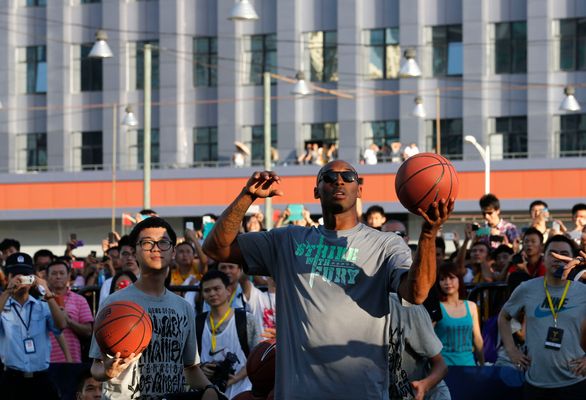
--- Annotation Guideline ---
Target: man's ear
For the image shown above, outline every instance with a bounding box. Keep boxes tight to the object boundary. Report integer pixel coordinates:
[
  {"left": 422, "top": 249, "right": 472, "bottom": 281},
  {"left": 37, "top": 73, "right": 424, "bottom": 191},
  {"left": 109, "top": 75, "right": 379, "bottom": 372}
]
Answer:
[
  {"left": 357, "top": 184, "right": 362, "bottom": 198},
  {"left": 313, "top": 186, "right": 319, "bottom": 199}
]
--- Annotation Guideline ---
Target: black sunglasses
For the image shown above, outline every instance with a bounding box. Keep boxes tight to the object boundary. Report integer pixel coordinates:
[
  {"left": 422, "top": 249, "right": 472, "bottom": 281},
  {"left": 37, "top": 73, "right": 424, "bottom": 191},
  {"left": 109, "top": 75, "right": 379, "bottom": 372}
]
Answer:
[{"left": 319, "top": 170, "right": 359, "bottom": 184}]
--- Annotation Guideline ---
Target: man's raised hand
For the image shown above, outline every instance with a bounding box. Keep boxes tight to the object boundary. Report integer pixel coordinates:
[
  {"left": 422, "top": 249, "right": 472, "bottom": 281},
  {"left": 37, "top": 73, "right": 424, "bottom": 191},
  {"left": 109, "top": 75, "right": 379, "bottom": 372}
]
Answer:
[{"left": 245, "top": 171, "right": 284, "bottom": 199}]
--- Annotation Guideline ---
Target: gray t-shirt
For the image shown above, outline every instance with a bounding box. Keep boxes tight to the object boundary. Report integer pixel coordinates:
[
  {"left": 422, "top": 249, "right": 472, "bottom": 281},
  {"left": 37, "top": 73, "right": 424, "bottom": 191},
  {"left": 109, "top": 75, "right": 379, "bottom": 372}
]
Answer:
[
  {"left": 388, "top": 294, "right": 447, "bottom": 400},
  {"left": 89, "top": 284, "right": 198, "bottom": 400},
  {"left": 238, "top": 223, "right": 411, "bottom": 399},
  {"left": 502, "top": 277, "right": 586, "bottom": 388}
]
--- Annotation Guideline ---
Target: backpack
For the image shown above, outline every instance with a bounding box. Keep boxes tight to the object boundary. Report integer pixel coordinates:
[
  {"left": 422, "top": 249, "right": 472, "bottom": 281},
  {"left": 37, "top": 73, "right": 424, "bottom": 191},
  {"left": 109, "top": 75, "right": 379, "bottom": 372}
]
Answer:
[{"left": 196, "top": 308, "right": 250, "bottom": 358}]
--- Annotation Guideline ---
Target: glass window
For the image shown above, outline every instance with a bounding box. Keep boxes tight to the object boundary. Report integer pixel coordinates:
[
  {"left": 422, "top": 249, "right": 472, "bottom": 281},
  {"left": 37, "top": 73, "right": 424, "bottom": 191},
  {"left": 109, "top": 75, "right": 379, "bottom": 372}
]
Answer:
[
  {"left": 495, "top": 21, "right": 527, "bottom": 74},
  {"left": 560, "top": 114, "right": 586, "bottom": 157},
  {"left": 560, "top": 18, "right": 586, "bottom": 71},
  {"left": 243, "top": 34, "right": 277, "bottom": 85},
  {"left": 307, "top": 122, "right": 339, "bottom": 145},
  {"left": 495, "top": 116, "right": 527, "bottom": 158},
  {"left": 247, "top": 125, "right": 277, "bottom": 163},
  {"left": 26, "top": 0, "right": 46, "bottom": 6},
  {"left": 20, "top": 46, "right": 47, "bottom": 94},
  {"left": 136, "top": 41, "right": 159, "bottom": 89},
  {"left": 80, "top": 43, "right": 103, "bottom": 91},
  {"left": 193, "top": 37, "right": 217, "bottom": 87},
  {"left": 365, "top": 120, "right": 400, "bottom": 146},
  {"left": 431, "top": 118, "right": 463, "bottom": 159},
  {"left": 81, "top": 0, "right": 100, "bottom": 3},
  {"left": 80, "top": 131, "right": 103, "bottom": 170},
  {"left": 365, "top": 28, "right": 400, "bottom": 79},
  {"left": 137, "top": 129, "right": 160, "bottom": 167},
  {"left": 432, "top": 25, "right": 462, "bottom": 77},
  {"left": 193, "top": 127, "right": 218, "bottom": 163},
  {"left": 307, "top": 31, "right": 338, "bottom": 82},
  {"left": 18, "top": 133, "right": 47, "bottom": 171}
]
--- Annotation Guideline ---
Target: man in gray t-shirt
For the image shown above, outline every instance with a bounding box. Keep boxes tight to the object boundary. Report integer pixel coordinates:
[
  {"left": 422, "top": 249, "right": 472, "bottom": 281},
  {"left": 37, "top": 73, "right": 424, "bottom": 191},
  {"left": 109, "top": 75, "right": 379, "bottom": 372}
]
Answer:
[
  {"left": 499, "top": 234, "right": 586, "bottom": 398},
  {"left": 90, "top": 217, "right": 220, "bottom": 400},
  {"left": 203, "top": 160, "right": 454, "bottom": 399},
  {"left": 388, "top": 294, "right": 450, "bottom": 400}
]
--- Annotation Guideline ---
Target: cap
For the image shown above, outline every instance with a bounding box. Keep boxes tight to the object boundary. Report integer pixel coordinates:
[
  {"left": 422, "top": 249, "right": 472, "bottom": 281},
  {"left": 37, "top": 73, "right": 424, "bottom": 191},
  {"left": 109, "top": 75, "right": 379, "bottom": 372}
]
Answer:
[{"left": 5, "top": 252, "right": 34, "bottom": 276}]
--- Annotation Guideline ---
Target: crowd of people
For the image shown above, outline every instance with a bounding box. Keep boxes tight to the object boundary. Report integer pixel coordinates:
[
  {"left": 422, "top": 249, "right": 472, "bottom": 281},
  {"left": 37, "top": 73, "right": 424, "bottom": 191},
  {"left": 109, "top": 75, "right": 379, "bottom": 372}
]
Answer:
[{"left": 0, "top": 161, "right": 585, "bottom": 399}]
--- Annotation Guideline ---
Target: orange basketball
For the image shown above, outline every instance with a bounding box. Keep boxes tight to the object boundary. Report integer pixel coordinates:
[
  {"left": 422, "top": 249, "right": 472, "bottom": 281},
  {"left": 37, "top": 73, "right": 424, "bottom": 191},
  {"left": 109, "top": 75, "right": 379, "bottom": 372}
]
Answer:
[
  {"left": 395, "top": 153, "right": 458, "bottom": 214},
  {"left": 247, "top": 340, "right": 276, "bottom": 396},
  {"left": 94, "top": 301, "right": 153, "bottom": 358}
]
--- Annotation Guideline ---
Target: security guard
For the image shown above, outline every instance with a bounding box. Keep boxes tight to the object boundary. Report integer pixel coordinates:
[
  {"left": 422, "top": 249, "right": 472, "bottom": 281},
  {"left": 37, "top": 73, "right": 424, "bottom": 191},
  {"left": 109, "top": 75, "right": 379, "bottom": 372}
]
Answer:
[{"left": 0, "top": 252, "right": 67, "bottom": 399}]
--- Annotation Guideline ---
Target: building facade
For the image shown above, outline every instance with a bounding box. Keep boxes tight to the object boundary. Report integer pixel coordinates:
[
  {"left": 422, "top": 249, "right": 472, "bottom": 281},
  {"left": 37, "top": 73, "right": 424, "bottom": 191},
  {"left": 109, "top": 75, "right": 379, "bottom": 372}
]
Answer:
[{"left": 0, "top": 0, "right": 585, "bottom": 253}]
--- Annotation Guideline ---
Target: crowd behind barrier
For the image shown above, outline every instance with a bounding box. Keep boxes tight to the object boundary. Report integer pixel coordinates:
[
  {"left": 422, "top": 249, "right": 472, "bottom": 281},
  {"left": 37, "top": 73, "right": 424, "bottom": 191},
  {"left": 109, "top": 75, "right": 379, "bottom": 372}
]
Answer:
[{"left": 1, "top": 192, "right": 586, "bottom": 399}]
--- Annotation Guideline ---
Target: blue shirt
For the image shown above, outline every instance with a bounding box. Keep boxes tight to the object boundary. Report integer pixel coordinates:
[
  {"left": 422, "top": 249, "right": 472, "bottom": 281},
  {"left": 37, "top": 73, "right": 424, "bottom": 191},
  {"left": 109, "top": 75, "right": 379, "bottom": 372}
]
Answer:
[{"left": 0, "top": 296, "right": 61, "bottom": 372}]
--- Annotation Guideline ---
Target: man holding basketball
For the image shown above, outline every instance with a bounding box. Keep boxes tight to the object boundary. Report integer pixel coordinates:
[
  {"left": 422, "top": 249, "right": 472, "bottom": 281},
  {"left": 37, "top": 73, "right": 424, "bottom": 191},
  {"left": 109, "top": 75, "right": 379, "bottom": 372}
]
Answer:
[
  {"left": 89, "top": 217, "right": 221, "bottom": 400},
  {"left": 203, "top": 160, "right": 453, "bottom": 399}
]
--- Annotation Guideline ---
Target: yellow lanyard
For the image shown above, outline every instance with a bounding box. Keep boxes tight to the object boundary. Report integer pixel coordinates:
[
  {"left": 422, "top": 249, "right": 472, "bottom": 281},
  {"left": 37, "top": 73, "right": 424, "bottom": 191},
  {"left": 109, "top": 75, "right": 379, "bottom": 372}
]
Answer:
[
  {"left": 209, "top": 308, "right": 232, "bottom": 351},
  {"left": 543, "top": 278, "right": 571, "bottom": 327},
  {"left": 229, "top": 290, "right": 237, "bottom": 306}
]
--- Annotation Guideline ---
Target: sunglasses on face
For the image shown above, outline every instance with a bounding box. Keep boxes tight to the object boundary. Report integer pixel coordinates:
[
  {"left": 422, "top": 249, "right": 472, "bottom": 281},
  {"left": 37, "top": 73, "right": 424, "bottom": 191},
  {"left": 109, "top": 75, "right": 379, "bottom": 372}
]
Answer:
[{"left": 318, "top": 170, "right": 359, "bottom": 184}]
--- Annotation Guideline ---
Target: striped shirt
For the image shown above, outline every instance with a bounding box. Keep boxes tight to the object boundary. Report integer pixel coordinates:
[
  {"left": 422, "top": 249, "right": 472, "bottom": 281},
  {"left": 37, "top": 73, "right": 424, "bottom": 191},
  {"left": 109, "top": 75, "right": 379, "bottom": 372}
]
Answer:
[{"left": 49, "top": 290, "right": 93, "bottom": 362}]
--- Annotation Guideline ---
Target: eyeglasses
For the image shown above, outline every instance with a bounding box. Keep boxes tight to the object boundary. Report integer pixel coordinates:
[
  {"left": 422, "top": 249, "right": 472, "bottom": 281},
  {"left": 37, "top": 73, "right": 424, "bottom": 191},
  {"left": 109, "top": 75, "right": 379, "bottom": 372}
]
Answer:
[
  {"left": 318, "top": 170, "right": 359, "bottom": 184},
  {"left": 138, "top": 239, "right": 173, "bottom": 251},
  {"left": 120, "top": 250, "right": 135, "bottom": 258},
  {"left": 392, "top": 231, "right": 407, "bottom": 238}
]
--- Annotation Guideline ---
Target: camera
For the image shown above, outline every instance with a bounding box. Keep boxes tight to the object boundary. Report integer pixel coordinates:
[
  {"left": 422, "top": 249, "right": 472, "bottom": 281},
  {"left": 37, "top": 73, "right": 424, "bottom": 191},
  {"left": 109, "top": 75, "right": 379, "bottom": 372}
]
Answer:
[
  {"left": 20, "top": 275, "right": 35, "bottom": 285},
  {"left": 209, "top": 352, "right": 239, "bottom": 392},
  {"left": 512, "top": 253, "right": 524, "bottom": 265}
]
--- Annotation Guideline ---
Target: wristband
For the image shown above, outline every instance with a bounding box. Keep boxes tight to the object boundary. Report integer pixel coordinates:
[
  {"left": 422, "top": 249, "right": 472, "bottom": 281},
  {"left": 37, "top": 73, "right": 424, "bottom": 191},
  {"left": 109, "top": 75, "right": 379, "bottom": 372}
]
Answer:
[{"left": 203, "top": 384, "right": 222, "bottom": 397}]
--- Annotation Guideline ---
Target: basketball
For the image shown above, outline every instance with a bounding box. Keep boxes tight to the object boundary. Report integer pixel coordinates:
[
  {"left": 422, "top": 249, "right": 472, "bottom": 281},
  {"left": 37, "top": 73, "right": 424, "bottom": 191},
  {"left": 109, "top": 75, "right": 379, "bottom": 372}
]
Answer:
[
  {"left": 395, "top": 152, "right": 459, "bottom": 214},
  {"left": 247, "top": 340, "right": 276, "bottom": 396},
  {"left": 94, "top": 301, "right": 153, "bottom": 358}
]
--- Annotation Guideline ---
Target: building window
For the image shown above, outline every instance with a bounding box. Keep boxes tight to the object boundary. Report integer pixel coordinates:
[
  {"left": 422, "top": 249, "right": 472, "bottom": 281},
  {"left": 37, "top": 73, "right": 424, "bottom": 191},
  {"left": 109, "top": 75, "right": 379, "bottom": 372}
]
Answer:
[
  {"left": 243, "top": 34, "right": 277, "bottom": 85},
  {"left": 18, "top": 45, "right": 47, "bottom": 94},
  {"left": 77, "top": 43, "right": 103, "bottom": 92},
  {"left": 136, "top": 129, "right": 160, "bottom": 167},
  {"left": 193, "top": 127, "right": 218, "bottom": 164},
  {"left": 559, "top": 18, "right": 586, "bottom": 71},
  {"left": 26, "top": 0, "right": 46, "bottom": 6},
  {"left": 16, "top": 133, "right": 47, "bottom": 171},
  {"left": 495, "top": 21, "right": 527, "bottom": 74},
  {"left": 430, "top": 118, "right": 463, "bottom": 159},
  {"left": 193, "top": 37, "right": 217, "bottom": 87},
  {"left": 81, "top": 0, "right": 100, "bottom": 3},
  {"left": 432, "top": 25, "right": 462, "bottom": 77},
  {"left": 365, "top": 120, "right": 399, "bottom": 151},
  {"left": 494, "top": 116, "right": 527, "bottom": 158},
  {"left": 560, "top": 114, "right": 586, "bottom": 157},
  {"left": 72, "top": 131, "right": 103, "bottom": 170},
  {"left": 243, "top": 125, "right": 277, "bottom": 164},
  {"left": 364, "top": 28, "right": 400, "bottom": 79},
  {"left": 307, "top": 31, "right": 338, "bottom": 82},
  {"left": 307, "top": 122, "right": 339, "bottom": 145},
  {"left": 133, "top": 41, "right": 159, "bottom": 89}
]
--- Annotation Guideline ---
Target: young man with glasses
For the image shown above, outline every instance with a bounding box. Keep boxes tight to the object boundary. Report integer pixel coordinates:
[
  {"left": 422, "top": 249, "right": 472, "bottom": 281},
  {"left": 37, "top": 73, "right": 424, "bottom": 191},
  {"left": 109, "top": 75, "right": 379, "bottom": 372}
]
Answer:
[
  {"left": 203, "top": 160, "right": 453, "bottom": 399},
  {"left": 89, "top": 217, "right": 221, "bottom": 400}
]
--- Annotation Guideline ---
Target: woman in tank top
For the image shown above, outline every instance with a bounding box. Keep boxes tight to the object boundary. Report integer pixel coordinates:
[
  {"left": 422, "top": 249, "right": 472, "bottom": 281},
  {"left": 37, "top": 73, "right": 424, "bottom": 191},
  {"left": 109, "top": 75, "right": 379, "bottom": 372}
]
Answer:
[{"left": 434, "top": 261, "right": 485, "bottom": 366}]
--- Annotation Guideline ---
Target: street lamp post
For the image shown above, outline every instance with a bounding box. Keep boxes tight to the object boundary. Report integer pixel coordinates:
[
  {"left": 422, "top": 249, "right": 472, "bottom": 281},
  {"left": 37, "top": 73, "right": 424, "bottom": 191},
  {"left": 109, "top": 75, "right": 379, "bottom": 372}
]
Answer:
[
  {"left": 465, "top": 135, "right": 490, "bottom": 194},
  {"left": 143, "top": 44, "right": 152, "bottom": 210},
  {"left": 263, "top": 71, "right": 273, "bottom": 230}
]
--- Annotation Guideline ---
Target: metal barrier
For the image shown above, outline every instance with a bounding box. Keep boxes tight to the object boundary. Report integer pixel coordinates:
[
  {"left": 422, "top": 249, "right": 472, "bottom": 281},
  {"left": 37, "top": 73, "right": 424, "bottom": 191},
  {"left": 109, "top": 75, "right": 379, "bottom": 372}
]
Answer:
[{"left": 467, "top": 282, "right": 510, "bottom": 326}]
